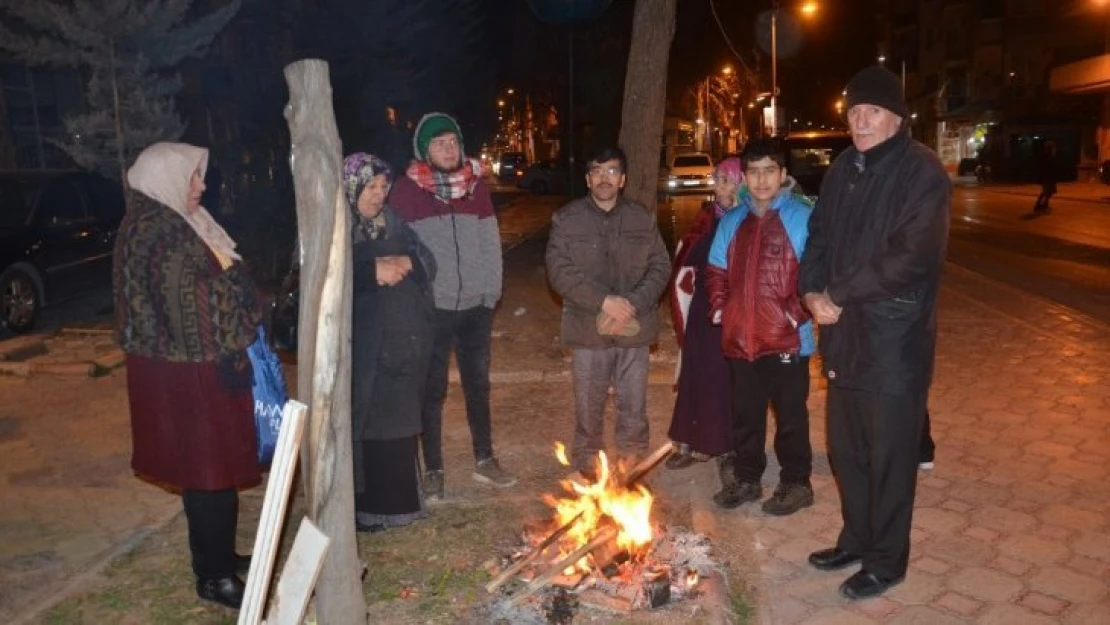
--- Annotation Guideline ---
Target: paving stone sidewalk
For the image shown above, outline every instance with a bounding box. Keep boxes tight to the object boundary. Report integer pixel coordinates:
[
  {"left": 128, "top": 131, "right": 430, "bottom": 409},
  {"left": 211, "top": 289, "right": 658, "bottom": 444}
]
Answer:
[{"left": 667, "top": 263, "right": 1110, "bottom": 624}]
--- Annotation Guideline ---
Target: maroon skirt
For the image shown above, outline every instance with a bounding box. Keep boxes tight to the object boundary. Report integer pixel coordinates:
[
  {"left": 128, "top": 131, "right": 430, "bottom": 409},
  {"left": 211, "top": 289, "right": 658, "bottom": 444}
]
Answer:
[{"left": 125, "top": 354, "right": 261, "bottom": 491}]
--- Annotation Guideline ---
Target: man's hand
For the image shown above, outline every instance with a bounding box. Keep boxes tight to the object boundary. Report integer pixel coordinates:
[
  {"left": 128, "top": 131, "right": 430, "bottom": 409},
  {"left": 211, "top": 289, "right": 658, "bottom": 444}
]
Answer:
[
  {"left": 710, "top": 309, "right": 723, "bottom": 326},
  {"left": 601, "top": 295, "right": 636, "bottom": 325},
  {"left": 803, "top": 291, "right": 842, "bottom": 325}
]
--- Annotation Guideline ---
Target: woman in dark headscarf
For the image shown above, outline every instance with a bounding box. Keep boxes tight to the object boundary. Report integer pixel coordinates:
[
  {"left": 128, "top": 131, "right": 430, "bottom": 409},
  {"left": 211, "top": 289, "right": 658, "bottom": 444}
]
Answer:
[{"left": 345, "top": 152, "right": 437, "bottom": 532}]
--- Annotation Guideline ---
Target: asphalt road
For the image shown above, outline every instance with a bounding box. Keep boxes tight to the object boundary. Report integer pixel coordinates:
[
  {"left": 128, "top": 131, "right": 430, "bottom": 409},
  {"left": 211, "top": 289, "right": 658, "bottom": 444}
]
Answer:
[{"left": 659, "top": 185, "right": 1110, "bottom": 323}]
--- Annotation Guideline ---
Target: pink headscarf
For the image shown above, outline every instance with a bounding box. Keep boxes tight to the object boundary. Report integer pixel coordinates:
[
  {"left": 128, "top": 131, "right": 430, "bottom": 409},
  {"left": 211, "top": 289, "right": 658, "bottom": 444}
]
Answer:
[{"left": 713, "top": 157, "right": 744, "bottom": 215}]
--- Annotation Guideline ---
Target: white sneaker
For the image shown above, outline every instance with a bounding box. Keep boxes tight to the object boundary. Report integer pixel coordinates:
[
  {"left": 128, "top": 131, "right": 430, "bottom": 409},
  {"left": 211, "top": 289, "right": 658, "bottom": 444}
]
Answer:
[{"left": 918, "top": 461, "right": 934, "bottom": 471}]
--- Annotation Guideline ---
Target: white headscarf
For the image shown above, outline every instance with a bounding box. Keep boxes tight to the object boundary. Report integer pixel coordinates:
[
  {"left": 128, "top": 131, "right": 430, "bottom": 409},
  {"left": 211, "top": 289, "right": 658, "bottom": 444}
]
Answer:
[{"left": 127, "top": 142, "right": 241, "bottom": 264}]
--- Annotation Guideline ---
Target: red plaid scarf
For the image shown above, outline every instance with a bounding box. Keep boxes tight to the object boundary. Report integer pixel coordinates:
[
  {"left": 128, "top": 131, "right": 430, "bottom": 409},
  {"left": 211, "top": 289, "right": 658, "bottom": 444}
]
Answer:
[{"left": 406, "top": 158, "right": 481, "bottom": 201}]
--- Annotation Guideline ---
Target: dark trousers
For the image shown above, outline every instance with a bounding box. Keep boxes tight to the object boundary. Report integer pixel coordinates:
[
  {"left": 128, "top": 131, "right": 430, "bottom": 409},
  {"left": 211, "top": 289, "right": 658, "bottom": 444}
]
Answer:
[
  {"left": 730, "top": 354, "right": 812, "bottom": 486},
  {"left": 1034, "top": 182, "right": 1056, "bottom": 211},
  {"left": 827, "top": 386, "right": 927, "bottom": 579},
  {"left": 182, "top": 489, "right": 238, "bottom": 580},
  {"left": 921, "top": 410, "right": 935, "bottom": 462},
  {"left": 570, "top": 346, "right": 651, "bottom": 472},
  {"left": 420, "top": 306, "right": 494, "bottom": 471}
]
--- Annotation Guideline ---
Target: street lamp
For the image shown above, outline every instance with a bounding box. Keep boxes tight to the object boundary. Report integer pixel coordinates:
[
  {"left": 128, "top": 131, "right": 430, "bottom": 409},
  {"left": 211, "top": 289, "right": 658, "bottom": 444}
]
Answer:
[{"left": 769, "top": 1, "right": 818, "bottom": 137}]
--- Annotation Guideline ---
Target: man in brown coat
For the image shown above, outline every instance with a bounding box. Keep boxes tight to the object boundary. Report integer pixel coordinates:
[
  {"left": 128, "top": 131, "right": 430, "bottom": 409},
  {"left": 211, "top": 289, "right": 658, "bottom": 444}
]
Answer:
[{"left": 545, "top": 147, "right": 671, "bottom": 477}]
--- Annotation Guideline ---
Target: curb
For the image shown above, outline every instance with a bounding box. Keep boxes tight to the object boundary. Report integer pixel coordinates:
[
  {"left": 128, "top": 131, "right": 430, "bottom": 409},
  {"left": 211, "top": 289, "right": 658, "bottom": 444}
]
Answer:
[
  {"left": 11, "top": 507, "right": 186, "bottom": 625},
  {"left": 973, "top": 186, "right": 1110, "bottom": 205}
]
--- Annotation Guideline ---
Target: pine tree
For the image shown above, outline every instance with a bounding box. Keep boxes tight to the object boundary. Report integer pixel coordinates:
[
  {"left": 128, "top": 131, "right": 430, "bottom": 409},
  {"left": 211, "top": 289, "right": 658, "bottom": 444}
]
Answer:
[{"left": 0, "top": 0, "right": 241, "bottom": 192}]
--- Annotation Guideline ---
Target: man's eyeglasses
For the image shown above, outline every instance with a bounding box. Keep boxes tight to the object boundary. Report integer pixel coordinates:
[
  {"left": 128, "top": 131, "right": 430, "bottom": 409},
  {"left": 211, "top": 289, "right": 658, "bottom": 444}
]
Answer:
[{"left": 588, "top": 167, "right": 622, "bottom": 178}]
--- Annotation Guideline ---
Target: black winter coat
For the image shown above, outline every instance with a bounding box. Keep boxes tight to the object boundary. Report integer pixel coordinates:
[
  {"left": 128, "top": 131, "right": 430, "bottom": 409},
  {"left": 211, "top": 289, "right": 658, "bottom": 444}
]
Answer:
[
  {"left": 351, "top": 207, "right": 436, "bottom": 441},
  {"left": 798, "top": 130, "right": 951, "bottom": 394}
]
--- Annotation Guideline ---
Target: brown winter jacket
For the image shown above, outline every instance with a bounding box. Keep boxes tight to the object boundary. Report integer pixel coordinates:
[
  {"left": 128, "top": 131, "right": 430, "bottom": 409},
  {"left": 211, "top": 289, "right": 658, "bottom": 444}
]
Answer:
[{"left": 545, "top": 195, "right": 671, "bottom": 349}]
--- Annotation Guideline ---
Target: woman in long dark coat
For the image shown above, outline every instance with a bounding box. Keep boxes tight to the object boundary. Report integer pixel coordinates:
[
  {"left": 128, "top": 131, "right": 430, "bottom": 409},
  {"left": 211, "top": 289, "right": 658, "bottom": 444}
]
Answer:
[
  {"left": 345, "top": 153, "right": 437, "bottom": 532},
  {"left": 666, "top": 158, "right": 744, "bottom": 480},
  {"left": 114, "top": 142, "right": 261, "bottom": 609}
]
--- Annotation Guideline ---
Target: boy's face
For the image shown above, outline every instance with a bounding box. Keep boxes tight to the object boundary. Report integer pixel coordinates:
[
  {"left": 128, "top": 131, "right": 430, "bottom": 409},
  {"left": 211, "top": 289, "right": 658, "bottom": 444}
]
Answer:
[{"left": 744, "top": 156, "right": 786, "bottom": 205}]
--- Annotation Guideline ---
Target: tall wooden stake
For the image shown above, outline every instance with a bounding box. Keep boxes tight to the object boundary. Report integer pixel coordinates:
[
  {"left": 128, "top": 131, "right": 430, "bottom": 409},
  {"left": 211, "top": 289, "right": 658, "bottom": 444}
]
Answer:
[{"left": 283, "top": 59, "right": 365, "bottom": 623}]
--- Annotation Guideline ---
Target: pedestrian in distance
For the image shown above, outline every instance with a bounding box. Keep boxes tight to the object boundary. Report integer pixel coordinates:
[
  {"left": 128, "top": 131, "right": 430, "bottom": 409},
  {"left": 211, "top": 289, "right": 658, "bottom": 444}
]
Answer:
[
  {"left": 390, "top": 112, "right": 518, "bottom": 501},
  {"left": 545, "top": 146, "right": 671, "bottom": 478},
  {"left": 799, "top": 65, "right": 951, "bottom": 600},
  {"left": 705, "top": 138, "right": 817, "bottom": 516},
  {"left": 344, "top": 153, "right": 437, "bottom": 533},
  {"left": 114, "top": 142, "right": 261, "bottom": 610},
  {"left": 665, "top": 158, "right": 745, "bottom": 481},
  {"left": 1033, "top": 139, "right": 1058, "bottom": 215}
]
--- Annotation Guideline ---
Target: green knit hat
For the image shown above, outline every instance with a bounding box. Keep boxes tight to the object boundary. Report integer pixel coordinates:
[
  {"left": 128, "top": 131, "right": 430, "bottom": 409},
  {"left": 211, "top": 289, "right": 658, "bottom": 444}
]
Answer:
[{"left": 413, "top": 112, "right": 463, "bottom": 161}]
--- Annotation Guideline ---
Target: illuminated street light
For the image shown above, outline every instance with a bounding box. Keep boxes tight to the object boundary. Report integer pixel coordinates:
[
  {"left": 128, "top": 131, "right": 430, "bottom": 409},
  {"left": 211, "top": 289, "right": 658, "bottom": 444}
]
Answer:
[
  {"left": 768, "top": 1, "right": 820, "bottom": 137},
  {"left": 498, "top": 99, "right": 505, "bottom": 107}
]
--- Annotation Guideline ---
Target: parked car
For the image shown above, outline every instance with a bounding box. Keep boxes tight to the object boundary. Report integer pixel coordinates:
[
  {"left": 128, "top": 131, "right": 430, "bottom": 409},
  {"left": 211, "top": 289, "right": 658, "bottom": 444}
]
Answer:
[
  {"left": 782, "top": 131, "right": 853, "bottom": 198},
  {"left": 0, "top": 171, "right": 125, "bottom": 333},
  {"left": 517, "top": 160, "right": 570, "bottom": 195},
  {"left": 496, "top": 152, "right": 527, "bottom": 181},
  {"left": 661, "top": 152, "right": 714, "bottom": 193}
]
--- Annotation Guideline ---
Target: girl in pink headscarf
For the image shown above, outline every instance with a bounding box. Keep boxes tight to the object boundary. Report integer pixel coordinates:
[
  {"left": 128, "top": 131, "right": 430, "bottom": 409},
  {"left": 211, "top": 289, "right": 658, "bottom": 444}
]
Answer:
[{"left": 665, "top": 157, "right": 744, "bottom": 480}]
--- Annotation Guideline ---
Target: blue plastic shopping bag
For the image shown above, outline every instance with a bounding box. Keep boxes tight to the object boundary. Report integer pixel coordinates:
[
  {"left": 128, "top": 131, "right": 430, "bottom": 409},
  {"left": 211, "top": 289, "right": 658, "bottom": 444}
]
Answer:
[{"left": 247, "top": 326, "right": 288, "bottom": 464}]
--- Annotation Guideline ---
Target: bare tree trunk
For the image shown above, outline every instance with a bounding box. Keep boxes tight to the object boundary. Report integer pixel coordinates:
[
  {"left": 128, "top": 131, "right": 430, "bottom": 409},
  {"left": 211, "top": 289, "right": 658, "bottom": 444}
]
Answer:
[
  {"left": 283, "top": 59, "right": 365, "bottom": 624},
  {"left": 617, "top": 0, "right": 677, "bottom": 215}
]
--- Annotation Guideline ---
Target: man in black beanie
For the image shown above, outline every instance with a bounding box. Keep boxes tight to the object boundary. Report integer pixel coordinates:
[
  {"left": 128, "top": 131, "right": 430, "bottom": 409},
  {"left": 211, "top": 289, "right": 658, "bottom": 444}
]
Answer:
[{"left": 798, "top": 65, "right": 951, "bottom": 599}]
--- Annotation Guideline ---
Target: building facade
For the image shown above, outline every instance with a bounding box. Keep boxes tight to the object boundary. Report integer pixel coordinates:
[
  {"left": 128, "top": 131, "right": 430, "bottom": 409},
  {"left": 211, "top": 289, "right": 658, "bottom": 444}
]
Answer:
[{"left": 880, "top": 0, "right": 1104, "bottom": 180}]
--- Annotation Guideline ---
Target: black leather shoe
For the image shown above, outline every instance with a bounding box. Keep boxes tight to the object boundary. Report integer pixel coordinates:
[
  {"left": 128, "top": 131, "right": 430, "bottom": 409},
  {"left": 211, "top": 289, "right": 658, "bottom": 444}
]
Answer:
[
  {"left": 234, "top": 553, "right": 251, "bottom": 576},
  {"left": 838, "top": 570, "right": 905, "bottom": 600},
  {"left": 196, "top": 575, "right": 245, "bottom": 609},
  {"left": 807, "top": 547, "right": 862, "bottom": 571}
]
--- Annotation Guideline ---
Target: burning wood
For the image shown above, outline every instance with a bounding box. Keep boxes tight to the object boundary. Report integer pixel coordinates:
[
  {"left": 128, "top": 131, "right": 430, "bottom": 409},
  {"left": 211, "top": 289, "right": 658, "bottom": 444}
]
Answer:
[{"left": 487, "top": 440, "right": 721, "bottom": 620}]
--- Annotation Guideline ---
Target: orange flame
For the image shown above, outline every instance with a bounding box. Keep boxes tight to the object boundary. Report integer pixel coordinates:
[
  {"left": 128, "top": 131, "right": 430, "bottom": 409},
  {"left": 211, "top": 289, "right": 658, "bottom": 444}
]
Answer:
[
  {"left": 544, "top": 443, "right": 655, "bottom": 572},
  {"left": 686, "top": 569, "right": 699, "bottom": 587}
]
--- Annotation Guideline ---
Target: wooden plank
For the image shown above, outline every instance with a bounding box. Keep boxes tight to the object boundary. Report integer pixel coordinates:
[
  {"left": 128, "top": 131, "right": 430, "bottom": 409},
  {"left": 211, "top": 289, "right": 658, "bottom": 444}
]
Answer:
[
  {"left": 0, "top": 334, "right": 49, "bottom": 361},
  {"left": 238, "top": 400, "right": 307, "bottom": 625},
  {"left": 267, "top": 519, "right": 330, "bottom": 625},
  {"left": 92, "top": 349, "right": 126, "bottom": 371},
  {"left": 0, "top": 361, "right": 95, "bottom": 377},
  {"left": 284, "top": 58, "right": 364, "bottom": 623}
]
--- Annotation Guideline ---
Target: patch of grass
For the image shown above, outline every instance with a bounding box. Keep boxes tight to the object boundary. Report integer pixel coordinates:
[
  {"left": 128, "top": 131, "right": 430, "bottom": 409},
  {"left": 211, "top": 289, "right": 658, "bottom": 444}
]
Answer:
[
  {"left": 728, "top": 587, "right": 754, "bottom": 624},
  {"left": 362, "top": 501, "right": 528, "bottom": 623}
]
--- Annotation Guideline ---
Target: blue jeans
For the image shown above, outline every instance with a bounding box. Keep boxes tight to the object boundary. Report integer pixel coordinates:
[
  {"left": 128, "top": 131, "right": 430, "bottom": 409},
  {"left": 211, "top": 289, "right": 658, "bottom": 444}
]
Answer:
[
  {"left": 570, "top": 346, "right": 651, "bottom": 473},
  {"left": 420, "top": 306, "right": 495, "bottom": 471}
]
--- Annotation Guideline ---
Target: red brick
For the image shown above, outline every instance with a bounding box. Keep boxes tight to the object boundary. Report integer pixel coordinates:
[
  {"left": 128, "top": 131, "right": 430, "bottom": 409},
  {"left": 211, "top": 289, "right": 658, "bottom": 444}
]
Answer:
[
  {"left": 1019, "top": 591, "right": 1069, "bottom": 616},
  {"left": 937, "top": 591, "right": 982, "bottom": 616}
]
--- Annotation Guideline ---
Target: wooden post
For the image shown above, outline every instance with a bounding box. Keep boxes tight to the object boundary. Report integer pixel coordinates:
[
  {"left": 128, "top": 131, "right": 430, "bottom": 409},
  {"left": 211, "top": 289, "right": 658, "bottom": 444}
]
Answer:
[{"left": 283, "top": 59, "right": 366, "bottom": 623}]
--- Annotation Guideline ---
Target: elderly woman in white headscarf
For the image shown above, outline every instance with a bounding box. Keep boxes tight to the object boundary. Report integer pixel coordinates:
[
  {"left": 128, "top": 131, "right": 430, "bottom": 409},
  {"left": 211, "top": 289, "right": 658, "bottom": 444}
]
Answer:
[
  {"left": 113, "top": 142, "right": 261, "bottom": 610},
  {"left": 345, "top": 152, "right": 436, "bottom": 533}
]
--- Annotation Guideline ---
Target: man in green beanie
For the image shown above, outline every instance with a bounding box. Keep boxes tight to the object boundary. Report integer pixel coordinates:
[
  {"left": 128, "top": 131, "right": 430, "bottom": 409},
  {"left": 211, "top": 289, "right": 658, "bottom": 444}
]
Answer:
[{"left": 390, "top": 112, "right": 517, "bottom": 501}]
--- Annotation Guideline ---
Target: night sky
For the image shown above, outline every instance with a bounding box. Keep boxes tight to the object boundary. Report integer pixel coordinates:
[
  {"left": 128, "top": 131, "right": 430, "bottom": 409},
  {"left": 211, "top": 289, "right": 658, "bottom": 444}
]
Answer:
[{"left": 488, "top": 0, "right": 882, "bottom": 135}]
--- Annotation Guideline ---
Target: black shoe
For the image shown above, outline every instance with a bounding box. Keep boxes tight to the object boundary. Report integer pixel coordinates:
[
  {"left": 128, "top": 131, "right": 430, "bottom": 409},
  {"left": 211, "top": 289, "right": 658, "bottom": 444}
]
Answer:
[
  {"left": 838, "top": 570, "right": 905, "bottom": 600},
  {"left": 665, "top": 452, "right": 697, "bottom": 470},
  {"left": 761, "top": 483, "right": 814, "bottom": 516},
  {"left": 712, "top": 481, "right": 762, "bottom": 509},
  {"left": 196, "top": 575, "right": 245, "bottom": 609},
  {"left": 808, "top": 547, "right": 862, "bottom": 571},
  {"left": 234, "top": 553, "right": 251, "bottom": 577}
]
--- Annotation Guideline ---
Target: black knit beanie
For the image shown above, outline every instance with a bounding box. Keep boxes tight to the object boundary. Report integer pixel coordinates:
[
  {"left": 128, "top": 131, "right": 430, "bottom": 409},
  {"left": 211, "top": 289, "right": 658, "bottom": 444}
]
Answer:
[{"left": 845, "top": 66, "right": 907, "bottom": 118}]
